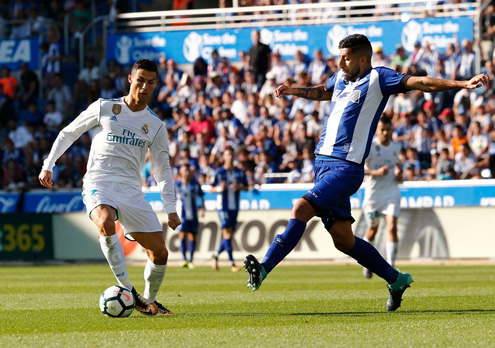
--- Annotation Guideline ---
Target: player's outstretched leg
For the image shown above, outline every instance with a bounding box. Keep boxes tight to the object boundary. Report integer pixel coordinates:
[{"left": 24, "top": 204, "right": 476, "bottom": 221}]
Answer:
[
  {"left": 244, "top": 254, "right": 266, "bottom": 291},
  {"left": 331, "top": 221, "right": 413, "bottom": 311},
  {"left": 386, "top": 270, "right": 414, "bottom": 311},
  {"left": 244, "top": 218, "right": 307, "bottom": 291}
]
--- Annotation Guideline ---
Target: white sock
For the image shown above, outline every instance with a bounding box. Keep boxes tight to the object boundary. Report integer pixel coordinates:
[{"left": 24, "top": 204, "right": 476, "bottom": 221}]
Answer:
[
  {"left": 99, "top": 234, "right": 133, "bottom": 290},
  {"left": 144, "top": 259, "right": 167, "bottom": 303},
  {"left": 386, "top": 241, "right": 398, "bottom": 267}
]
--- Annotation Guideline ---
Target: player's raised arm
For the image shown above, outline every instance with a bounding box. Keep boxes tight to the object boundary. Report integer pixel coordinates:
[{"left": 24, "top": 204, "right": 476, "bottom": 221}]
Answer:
[
  {"left": 274, "top": 84, "right": 333, "bottom": 101},
  {"left": 39, "top": 100, "right": 100, "bottom": 188},
  {"left": 405, "top": 73, "right": 489, "bottom": 93}
]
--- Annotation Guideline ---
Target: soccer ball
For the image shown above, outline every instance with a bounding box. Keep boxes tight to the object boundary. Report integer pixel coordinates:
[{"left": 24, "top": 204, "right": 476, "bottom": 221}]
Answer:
[{"left": 99, "top": 285, "right": 135, "bottom": 318}]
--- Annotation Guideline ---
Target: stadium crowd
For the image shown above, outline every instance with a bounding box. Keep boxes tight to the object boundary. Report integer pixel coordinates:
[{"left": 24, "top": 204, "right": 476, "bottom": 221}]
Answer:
[{"left": 1, "top": 0, "right": 495, "bottom": 192}]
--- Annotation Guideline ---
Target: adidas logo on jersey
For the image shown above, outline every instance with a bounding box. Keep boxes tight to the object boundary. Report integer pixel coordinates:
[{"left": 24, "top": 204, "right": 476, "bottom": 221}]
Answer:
[{"left": 110, "top": 115, "right": 118, "bottom": 121}]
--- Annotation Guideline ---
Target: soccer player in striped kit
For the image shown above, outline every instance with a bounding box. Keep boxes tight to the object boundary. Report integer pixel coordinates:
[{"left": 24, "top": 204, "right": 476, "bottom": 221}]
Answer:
[
  {"left": 244, "top": 34, "right": 489, "bottom": 311},
  {"left": 211, "top": 146, "right": 249, "bottom": 272},
  {"left": 39, "top": 59, "right": 181, "bottom": 316},
  {"left": 176, "top": 163, "right": 205, "bottom": 268}
]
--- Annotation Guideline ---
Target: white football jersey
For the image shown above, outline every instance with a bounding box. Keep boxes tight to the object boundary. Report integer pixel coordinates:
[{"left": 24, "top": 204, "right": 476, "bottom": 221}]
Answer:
[
  {"left": 363, "top": 139, "right": 401, "bottom": 201},
  {"left": 43, "top": 97, "right": 177, "bottom": 214}
]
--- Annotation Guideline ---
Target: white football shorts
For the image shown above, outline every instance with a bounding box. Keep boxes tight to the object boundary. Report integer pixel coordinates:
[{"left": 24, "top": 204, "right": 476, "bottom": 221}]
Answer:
[
  {"left": 362, "top": 196, "right": 400, "bottom": 228},
  {"left": 82, "top": 181, "right": 162, "bottom": 238}
]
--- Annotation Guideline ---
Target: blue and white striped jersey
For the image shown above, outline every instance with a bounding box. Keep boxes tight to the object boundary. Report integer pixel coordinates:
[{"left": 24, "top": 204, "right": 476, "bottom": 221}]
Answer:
[
  {"left": 316, "top": 67, "right": 408, "bottom": 165},
  {"left": 176, "top": 179, "right": 204, "bottom": 221},
  {"left": 211, "top": 167, "right": 248, "bottom": 211}
]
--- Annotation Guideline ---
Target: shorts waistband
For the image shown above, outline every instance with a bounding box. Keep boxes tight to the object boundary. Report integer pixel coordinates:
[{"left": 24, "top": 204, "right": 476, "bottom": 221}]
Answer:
[{"left": 315, "top": 155, "right": 343, "bottom": 162}]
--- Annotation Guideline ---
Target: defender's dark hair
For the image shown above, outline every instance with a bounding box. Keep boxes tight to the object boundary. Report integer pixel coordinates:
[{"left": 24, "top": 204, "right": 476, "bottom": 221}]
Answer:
[
  {"left": 338, "top": 34, "right": 372, "bottom": 57},
  {"left": 379, "top": 115, "right": 392, "bottom": 126},
  {"left": 131, "top": 59, "right": 158, "bottom": 76}
]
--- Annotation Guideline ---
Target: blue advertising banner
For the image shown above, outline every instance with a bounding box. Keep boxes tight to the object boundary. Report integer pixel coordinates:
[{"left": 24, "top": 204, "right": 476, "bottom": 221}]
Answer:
[
  {"left": 21, "top": 182, "right": 495, "bottom": 213},
  {"left": 0, "top": 38, "right": 39, "bottom": 70},
  {"left": 0, "top": 193, "right": 20, "bottom": 213},
  {"left": 23, "top": 191, "right": 85, "bottom": 213},
  {"left": 107, "top": 17, "right": 473, "bottom": 65}
]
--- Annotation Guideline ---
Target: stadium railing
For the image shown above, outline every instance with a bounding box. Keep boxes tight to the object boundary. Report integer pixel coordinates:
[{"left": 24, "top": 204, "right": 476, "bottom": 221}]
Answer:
[{"left": 112, "top": 0, "right": 481, "bottom": 33}]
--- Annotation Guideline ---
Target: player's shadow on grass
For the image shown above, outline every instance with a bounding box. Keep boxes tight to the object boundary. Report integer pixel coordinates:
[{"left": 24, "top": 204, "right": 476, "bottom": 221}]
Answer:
[
  {"left": 286, "top": 309, "right": 495, "bottom": 316},
  {"left": 130, "top": 309, "right": 495, "bottom": 319}
]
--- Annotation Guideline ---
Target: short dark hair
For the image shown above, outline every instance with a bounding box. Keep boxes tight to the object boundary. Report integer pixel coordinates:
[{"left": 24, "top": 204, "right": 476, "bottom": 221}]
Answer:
[
  {"left": 379, "top": 115, "right": 392, "bottom": 126},
  {"left": 131, "top": 59, "right": 158, "bottom": 77},
  {"left": 338, "top": 34, "right": 372, "bottom": 57}
]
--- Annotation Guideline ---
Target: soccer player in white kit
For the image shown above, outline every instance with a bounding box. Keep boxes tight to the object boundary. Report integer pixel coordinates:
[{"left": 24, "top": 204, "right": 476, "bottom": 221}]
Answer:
[
  {"left": 362, "top": 116, "right": 402, "bottom": 278},
  {"left": 39, "top": 59, "right": 181, "bottom": 316}
]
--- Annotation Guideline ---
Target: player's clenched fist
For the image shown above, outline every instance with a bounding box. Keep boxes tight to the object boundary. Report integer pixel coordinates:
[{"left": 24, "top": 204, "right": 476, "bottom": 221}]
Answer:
[
  {"left": 274, "top": 85, "right": 292, "bottom": 98},
  {"left": 39, "top": 170, "right": 53, "bottom": 188},
  {"left": 167, "top": 213, "right": 181, "bottom": 230}
]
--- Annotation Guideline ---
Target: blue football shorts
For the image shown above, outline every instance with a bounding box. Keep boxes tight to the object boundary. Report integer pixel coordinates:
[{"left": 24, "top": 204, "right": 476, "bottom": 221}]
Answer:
[
  {"left": 303, "top": 156, "right": 364, "bottom": 230},
  {"left": 217, "top": 210, "right": 239, "bottom": 230},
  {"left": 179, "top": 219, "right": 199, "bottom": 234}
]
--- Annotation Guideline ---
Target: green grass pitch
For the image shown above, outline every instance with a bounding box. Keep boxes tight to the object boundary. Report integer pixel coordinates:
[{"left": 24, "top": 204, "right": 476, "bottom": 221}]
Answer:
[{"left": 1, "top": 263, "right": 495, "bottom": 347}]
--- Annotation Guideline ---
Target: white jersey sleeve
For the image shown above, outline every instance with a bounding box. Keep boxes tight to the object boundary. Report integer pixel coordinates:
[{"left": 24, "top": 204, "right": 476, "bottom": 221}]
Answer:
[
  {"left": 150, "top": 124, "right": 177, "bottom": 214},
  {"left": 42, "top": 100, "right": 100, "bottom": 172}
]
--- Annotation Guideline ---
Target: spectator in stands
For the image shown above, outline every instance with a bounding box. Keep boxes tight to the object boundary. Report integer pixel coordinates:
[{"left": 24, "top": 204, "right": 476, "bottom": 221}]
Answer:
[
  {"left": 157, "top": 73, "right": 177, "bottom": 119},
  {"left": 259, "top": 71, "right": 278, "bottom": 100},
  {"left": 217, "top": 57, "right": 232, "bottom": 84},
  {"left": 1, "top": 138, "right": 23, "bottom": 166},
  {"left": 166, "top": 59, "right": 184, "bottom": 84},
  {"left": 300, "top": 146, "right": 314, "bottom": 183},
  {"left": 292, "top": 49, "right": 308, "bottom": 82},
  {"left": 188, "top": 108, "right": 215, "bottom": 144},
  {"left": 404, "top": 148, "right": 421, "bottom": 178},
  {"left": 326, "top": 55, "right": 339, "bottom": 77},
  {"left": 458, "top": 39, "right": 476, "bottom": 80},
  {"left": 47, "top": 73, "right": 72, "bottom": 119},
  {"left": 72, "top": 0, "right": 92, "bottom": 33},
  {"left": 0, "top": 83, "right": 15, "bottom": 128},
  {"left": 20, "top": 100, "right": 43, "bottom": 126},
  {"left": 18, "top": 62, "right": 39, "bottom": 108},
  {"left": 371, "top": 46, "right": 390, "bottom": 67},
  {"left": 208, "top": 49, "right": 221, "bottom": 75},
  {"left": 248, "top": 29, "right": 271, "bottom": 87},
  {"left": 444, "top": 41, "right": 460, "bottom": 80},
  {"left": 308, "top": 48, "right": 329, "bottom": 85},
  {"left": 468, "top": 121, "right": 489, "bottom": 160},
  {"left": 390, "top": 44, "right": 410, "bottom": 71},
  {"left": 3, "top": 158, "right": 26, "bottom": 191},
  {"left": 75, "top": 58, "right": 100, "bottom": 106},
  {"left": 268, "top": 51, "right": 291, "bottom": 85},
  {"left": 438, "top": 108, "right": 455, "bottom": 138},
  {"left": 454, "top": 143, "right": 477, "bottom": 179},
  {"left": 44, "top": 27, "right": 63, "bottom": 90},
  {"left": 206, "top": 71, "right": 226, "bottom": 99},
  {"left": 231, "top": 89, "right": 249, "bottom": 125},
  {"left": 436, "top": 148, "right": 455, "bottom": 180},
  {"left": 450, "top": 124, "right": 468, "bottom": 158},
  {"left": 471, "top": 103, "right": 492, "bottom": 134},
  {"left": 0, "top": 67, "right": 18, "bottom": 100},
  {"left": 288, "top": 91, "right": 316, "bottom": 119},
  {"left": 7, "top": 120, "right": 33, "bottom": 150},
  {"left": 100, "top": 75, "right": 119, "bottom": 99},
  {"left": 43, "top": 100, "right": 63, "bottom": 132}
]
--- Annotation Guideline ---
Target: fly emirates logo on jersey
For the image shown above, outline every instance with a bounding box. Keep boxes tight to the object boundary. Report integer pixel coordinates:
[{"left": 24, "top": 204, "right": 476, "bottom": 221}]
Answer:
[{"left": 106, "top": 128, "right": 147, "bottom": 148}]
